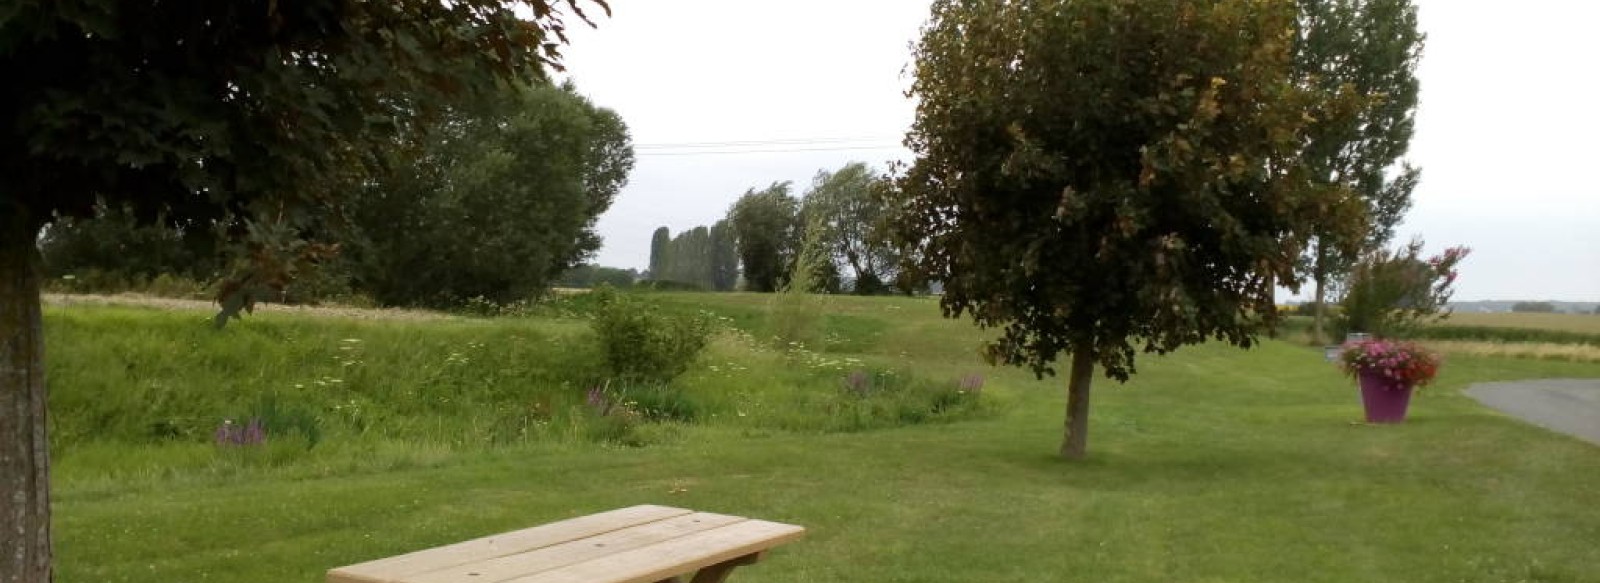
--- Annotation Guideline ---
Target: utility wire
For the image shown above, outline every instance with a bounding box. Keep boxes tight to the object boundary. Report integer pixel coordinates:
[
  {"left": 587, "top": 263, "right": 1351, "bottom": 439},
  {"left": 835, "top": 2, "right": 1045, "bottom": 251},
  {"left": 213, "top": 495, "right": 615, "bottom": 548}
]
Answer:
[
  {"left": 634, "top": 136, "right": 903, "bottom": 150},
  {"left": 636, "top": 144, "right": 907, "bottom": 157}
]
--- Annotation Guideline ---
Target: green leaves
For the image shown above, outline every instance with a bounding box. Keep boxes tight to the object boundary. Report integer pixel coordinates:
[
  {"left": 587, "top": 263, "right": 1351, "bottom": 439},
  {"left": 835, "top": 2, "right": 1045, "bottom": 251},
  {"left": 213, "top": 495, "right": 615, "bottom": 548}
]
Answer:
[
  {"left": 890, "top": 0, "right": 1365, "bottom": 381},
  {"left": 343, "top": 82, "right": 633, "bottom": 308},
  {"left": 730, "top": 183, "right": 802, "bottom": 293}
]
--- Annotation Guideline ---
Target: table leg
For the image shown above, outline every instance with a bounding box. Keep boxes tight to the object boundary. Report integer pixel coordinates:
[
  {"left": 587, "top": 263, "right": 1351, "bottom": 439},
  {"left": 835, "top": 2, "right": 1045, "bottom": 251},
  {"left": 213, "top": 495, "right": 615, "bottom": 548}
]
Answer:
[{"left": 689, "top": 552, "right": 763, "bottom": 583}]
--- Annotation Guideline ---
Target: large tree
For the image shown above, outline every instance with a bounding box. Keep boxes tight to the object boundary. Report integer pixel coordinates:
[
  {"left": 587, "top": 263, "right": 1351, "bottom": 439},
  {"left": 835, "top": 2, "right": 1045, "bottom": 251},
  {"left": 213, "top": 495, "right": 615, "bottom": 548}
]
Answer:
[
  {"left": 344, "top": 82, "right": 633, "bottom": 307},
  {"left": 802, "top": 162, "right": 899, "bottom": 295},
  {"left": 1295, "top": 0, "right": 1424, "bottom": 344},
  {"left": 889, "top": 0, "right": 1366, "bottom": 459},
  {"left": 729, "top": 183, "right": 800, "bottom": 293},
  {"left": 0, "top": 2, "right": 606, "bottom": 580}
]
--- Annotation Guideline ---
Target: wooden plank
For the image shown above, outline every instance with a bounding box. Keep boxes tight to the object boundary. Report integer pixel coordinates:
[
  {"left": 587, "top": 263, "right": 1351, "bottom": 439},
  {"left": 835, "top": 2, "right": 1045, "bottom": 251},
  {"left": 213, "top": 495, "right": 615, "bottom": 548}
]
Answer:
[
  {"left": 404, "top": 512, "right": 745, "bottom": 583},
  {"left": 503, "top": 520, "right": 805, "bottom": 583},
  {"left": 328, "top": 505, "right": 692, "bottom": 583}
]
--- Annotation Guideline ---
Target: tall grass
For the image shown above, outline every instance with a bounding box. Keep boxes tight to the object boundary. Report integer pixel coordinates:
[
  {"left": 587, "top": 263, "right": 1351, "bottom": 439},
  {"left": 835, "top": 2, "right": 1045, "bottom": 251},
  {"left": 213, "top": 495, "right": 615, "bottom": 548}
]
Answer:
[
  {"left": 1426, "top": 340, "right": 1600, "bottom": 363},
  {"left": 1443, "top": 311, "right": 1600, "bottom": 334},
  {"left": 45, "top": 298, "right": 993, "bottom": 463},
  {"left": 765, "top": 217, "right": 831, "bottom": 350}
]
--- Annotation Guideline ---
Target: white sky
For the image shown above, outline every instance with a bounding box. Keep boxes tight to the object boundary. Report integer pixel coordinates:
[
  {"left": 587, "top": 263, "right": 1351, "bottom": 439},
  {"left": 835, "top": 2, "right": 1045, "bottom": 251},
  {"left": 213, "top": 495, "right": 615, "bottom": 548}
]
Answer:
[{"left": 560, "top": 0, "right": 1599, "bottom": 302}]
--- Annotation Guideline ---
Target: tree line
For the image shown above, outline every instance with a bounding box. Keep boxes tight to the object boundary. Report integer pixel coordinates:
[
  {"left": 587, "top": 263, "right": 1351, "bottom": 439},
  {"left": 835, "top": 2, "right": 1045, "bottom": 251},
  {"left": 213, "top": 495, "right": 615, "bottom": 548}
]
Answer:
[
  {"left": 38, "top": 81, "right": 634, "bottom": 309},
  {"left": 646, "top": 162, "right": 903, "bottom": 294}
]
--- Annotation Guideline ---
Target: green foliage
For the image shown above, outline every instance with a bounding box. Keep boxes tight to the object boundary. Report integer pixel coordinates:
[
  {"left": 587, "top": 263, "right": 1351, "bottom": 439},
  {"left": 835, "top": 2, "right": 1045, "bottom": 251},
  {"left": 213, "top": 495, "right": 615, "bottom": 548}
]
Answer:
[
  {"left": 1510, "top": 301, "right": 1557, "bottom": 314},
  {"left": 891, "top": 0, "right": 1382, "bottom": 457},
  {"left": 766, "top": 215, "right": 832, "bottom": 350},
  {"left": 892, "top": 0, "right": 1364, "bottom": 380},
  {"left": 555, "top": 265, "right": 639, "bottom": 289},
  {"left": 39, "top": 205, "right": 222, "bottom": 284},
  {"left": 241, "top": 395, "right": 324, "bottom": 449},
  {"left": 4, "top": 0, "right": 610, "bottom": 266},
  {"left": 801, "top": 162, "right": 900, "bottom": 294},
  {"left": 730, "top": 183, "right": 801, "bottom": 293},
  {"left": 709, "top": 220, "right": 740, "bottom": 292},
  {"left": 1338, "top": 240, "right": 1469, "bottom": 337},
  {"left": 4, "top": 4, "right": 608, "bottom": 578},
  {"left": 1294, "top": 0, "right": 1426, "bottom": 341},
  {"left": 648, "top": 227, "right": 670, "bottom": 280},
  {"left": 343, "top": 82, "right": 633, "bottom": 308},
  {"left": 655, "top": 226, "right": 715, "bottom": 288},
  {"left": 590, "top": 288, "right": 714, "bottom": 383}
]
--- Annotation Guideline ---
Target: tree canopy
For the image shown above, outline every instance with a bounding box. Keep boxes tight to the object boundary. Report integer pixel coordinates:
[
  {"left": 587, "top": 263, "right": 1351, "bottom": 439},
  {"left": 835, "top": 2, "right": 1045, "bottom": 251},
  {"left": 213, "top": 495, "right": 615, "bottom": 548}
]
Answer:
[
  {"left": 1, "top": 2, "right": 608, "bottom": 581},
  {"left": 888, "top": 0, "right": 1368, "bottom": 458},
  {"left": 801, "top": 163, "right": 900, "bottom": 295},
  {"left": 1294, "top": 0, "right": 1425, "bottom": 343},
  {"left": 730, "top": 183, "right": 801, "bottom": 293},
  {"left": 344, "top": 82, "right": 633, "bottom": 307}
]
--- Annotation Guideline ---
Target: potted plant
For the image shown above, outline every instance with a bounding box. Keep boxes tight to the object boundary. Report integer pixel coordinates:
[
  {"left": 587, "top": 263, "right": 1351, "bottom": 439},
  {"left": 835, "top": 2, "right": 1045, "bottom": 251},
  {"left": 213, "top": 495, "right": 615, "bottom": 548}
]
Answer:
[{"left": 1337, "top": 338, "right": 1441, "bottom": 423}]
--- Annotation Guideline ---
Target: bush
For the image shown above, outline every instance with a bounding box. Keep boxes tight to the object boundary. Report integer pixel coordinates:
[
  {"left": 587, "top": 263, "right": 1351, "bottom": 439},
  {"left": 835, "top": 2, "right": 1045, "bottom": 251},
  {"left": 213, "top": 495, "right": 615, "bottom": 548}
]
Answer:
[
  {"left": 1338, "top": 240, "right": 1469, "bottom": 338},
  {"left": 590, "top": 286, "right": 714, "bottom": 383}
]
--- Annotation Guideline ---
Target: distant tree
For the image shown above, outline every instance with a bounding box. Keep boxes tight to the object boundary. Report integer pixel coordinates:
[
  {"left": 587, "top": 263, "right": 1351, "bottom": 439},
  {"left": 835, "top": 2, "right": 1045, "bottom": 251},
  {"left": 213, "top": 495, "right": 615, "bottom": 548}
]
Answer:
[
  {"left": 802, "top": 162, "right": 899, "bottom": 295},
  {"left": 688, "top": 226, "right": 713, "bottom": 288},
  {"left": 1, "top": 2, "right": 609, "bottom": 580},
  {"left": 39, "top": 205, "right": 222, "bottom": 284},
  {"left": 1295, "top": 0, "right": 1426, "bottom": 344},
  {"left": 648, "top": 226, "right": 671, "bottom": 281},
  {"left": 344, "top": 82, "right": 633, "bottom": 307},
  {"left": 1510, "top": 301, "right": 1556, "bottom": 314},
  {"left": 1339, "top": 241, "right": 1469, "bottom": 336},
  {"left": 888, "top": 0, "right": 1367, "bottom": 459},
  {"left": 730, "top": 183, "right": 801, "bottom": 293},
  {"left": 709, "top": 220, "right": 740, "bottom": 291},
  {"left": 557, "top": 265, "right": 637, "bottom": 289},
  {"left": 657, "top": 227, "right": 714, "bottom": 289}
]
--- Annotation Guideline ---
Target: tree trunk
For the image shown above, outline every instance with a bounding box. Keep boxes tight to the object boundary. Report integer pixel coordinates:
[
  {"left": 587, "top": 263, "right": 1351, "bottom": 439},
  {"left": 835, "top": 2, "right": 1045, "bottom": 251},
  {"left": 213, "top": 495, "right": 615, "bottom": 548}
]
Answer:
[
  {"left": 1060, "top": 346, "right": 1094, "bottom": 460},
  {"left": 1, "top": 211, "right": 51, "bottom": 583},
  {"left": 1312, "top": 242, "right": 1328, "bottom": 346}
]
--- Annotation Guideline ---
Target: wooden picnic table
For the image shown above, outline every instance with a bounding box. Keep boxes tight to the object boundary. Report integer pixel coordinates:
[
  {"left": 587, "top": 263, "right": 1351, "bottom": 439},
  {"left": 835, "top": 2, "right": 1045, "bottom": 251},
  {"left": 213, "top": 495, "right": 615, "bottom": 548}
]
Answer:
[{"left": 326, "top": 505, "right": 805, "bottom": 583}]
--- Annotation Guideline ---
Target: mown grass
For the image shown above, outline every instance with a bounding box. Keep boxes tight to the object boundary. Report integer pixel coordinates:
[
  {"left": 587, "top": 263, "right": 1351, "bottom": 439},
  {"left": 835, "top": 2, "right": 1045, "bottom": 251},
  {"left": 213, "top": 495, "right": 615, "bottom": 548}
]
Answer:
[{"left": 45, "top": 293, "right": 1600, "bottom": 583}]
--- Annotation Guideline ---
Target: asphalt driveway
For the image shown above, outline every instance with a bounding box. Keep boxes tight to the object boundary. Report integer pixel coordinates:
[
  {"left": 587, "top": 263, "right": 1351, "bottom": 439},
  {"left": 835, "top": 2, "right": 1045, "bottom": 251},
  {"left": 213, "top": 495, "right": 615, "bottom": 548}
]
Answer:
[{"left": 1465, "top": 379, "right": 1600, "bottom": 446}]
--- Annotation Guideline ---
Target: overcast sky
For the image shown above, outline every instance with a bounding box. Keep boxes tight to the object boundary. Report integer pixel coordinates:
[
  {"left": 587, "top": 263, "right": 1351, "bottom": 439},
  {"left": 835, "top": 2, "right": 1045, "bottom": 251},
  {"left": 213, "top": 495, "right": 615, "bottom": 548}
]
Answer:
[{"left": 559, "top": 0, "right": 1599, "bottom": 302}]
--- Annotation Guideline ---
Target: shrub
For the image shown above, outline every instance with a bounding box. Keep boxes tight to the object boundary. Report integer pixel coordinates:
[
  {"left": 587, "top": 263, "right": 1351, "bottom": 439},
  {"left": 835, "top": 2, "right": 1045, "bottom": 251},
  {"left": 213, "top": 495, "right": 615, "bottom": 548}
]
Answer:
[
  {"left": 1338, "top": 240, "right": 1469, "bottom": 338},
  {"left": 590, "top": 286, "right": 714, "bottom": 383}
]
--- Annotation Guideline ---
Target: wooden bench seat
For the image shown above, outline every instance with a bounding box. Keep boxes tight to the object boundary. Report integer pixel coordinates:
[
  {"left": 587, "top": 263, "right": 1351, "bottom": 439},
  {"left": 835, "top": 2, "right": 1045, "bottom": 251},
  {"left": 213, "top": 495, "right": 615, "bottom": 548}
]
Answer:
[{"left": 327, "top": 505, "right": 805, "bottom": 583}]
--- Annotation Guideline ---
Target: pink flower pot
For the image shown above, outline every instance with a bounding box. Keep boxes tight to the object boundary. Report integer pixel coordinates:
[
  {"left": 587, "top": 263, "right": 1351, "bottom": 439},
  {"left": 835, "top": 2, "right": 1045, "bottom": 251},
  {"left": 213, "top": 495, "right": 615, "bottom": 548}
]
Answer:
[{"left": 1358, "top": 369, "right": 1414, "bottom": 423}]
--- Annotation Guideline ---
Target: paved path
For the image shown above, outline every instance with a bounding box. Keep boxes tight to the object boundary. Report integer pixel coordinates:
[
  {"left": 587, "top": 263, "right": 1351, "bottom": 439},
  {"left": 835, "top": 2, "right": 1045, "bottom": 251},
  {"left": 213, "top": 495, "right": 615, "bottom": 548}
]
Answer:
[{"left": 1465, "top": 379, "right": 1600, "bottom": 446}]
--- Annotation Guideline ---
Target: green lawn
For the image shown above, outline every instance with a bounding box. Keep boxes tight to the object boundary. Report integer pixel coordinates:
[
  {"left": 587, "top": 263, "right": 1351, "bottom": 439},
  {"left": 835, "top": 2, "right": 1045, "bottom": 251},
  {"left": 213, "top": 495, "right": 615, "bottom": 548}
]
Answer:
[{"left": 45, "top": 293, "right": 1600, "bottom": 582}]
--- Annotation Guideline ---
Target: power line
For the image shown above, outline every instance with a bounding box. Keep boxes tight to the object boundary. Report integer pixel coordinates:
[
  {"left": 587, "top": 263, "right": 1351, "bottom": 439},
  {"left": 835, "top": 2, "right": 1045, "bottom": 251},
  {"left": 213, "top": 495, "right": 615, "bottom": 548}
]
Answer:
[
  {"left": 636, "top": 144, "right": 908, "bottom": 157},
  {"left": 634, "top": 136, "right": 903, "bottom": 150}
]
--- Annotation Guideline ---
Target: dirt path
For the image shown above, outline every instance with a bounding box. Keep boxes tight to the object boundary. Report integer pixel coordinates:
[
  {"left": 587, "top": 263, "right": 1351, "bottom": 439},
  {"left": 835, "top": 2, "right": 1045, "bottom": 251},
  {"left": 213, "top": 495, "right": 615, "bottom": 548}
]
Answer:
[
  {"left": 1465, "top": 379, "right": 1600, "bottom": 446},
  {"left": 41, "top": 293, "right": 453, "bottom": 321}
]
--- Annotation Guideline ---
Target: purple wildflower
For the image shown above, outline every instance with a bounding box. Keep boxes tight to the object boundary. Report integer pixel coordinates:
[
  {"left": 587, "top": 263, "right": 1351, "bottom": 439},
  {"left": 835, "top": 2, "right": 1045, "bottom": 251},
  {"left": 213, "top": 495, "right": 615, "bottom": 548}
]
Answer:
[
  {"left": 843, "top": 370, "right": 872, "bottom": 396},
  {"left": 586, "top": 386, "right": 613, "bottom": 415},
  {"left": 957, "top": 373, "right": 985, "bottom": 395}
]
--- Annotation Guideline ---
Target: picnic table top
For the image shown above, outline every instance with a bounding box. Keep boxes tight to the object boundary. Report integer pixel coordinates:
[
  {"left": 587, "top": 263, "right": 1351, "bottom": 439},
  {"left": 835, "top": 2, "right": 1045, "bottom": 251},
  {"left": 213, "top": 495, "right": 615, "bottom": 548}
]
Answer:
[{"left": 327, "top": 505, "right": 805, "bottom": 583}]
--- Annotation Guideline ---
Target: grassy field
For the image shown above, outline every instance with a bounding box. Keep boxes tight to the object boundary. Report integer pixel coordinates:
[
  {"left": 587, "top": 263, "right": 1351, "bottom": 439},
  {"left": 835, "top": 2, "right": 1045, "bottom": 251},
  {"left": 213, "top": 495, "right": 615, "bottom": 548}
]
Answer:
[
  {"left": 44, "top": 293, "right": 1600, "bottom": 582},
  {"left": 1443, "top": 312, "right": 1600, "bottom": 334}
]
